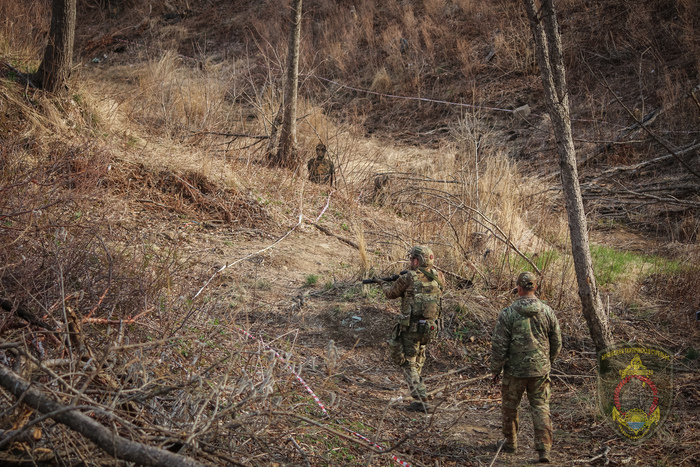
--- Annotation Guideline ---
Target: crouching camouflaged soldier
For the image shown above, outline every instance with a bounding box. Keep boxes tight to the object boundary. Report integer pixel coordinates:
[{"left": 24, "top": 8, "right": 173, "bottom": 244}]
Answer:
[
  {"left": 490, "top": 272, "right": 562, "bottom": 463},
  {"left": 307, "top": 143, "right": 335, "bottom": 186},
  {"left": 380, "top": 246, "right": 444, "bottom": 411}
]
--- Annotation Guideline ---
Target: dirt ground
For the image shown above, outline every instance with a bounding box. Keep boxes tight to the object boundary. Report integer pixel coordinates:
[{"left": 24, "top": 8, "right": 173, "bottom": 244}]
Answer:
[{"left": 157, "top": 211, "right": 698, "bottom": 467}]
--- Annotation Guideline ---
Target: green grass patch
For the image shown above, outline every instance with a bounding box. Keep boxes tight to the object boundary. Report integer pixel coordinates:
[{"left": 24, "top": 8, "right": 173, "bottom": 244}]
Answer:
[
  {"left": 590, "top": 245, "right": 680, "bottom": 286},
  {"left": 305, "top": 274, "right": 319, "bottom": 286},
  {"left": 510, "top": 249, "right": 561, "bottom": 273}
]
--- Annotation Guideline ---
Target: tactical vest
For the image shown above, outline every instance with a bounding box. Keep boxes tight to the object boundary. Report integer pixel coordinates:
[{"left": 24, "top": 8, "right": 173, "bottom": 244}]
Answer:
[{"left": 405, "top": 268, "right": 442, "bottom": 320}]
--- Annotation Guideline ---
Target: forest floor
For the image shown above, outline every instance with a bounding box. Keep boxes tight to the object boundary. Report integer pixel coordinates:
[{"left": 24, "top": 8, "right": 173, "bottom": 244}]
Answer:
[{"left": 124, "top": 196, "right": 699, "bottom": 466}]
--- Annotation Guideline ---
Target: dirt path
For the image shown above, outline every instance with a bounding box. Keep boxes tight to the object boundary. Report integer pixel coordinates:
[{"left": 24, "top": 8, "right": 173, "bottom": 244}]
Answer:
[{"left": 185, "top": 222, "right": 591, "bottom": 466}]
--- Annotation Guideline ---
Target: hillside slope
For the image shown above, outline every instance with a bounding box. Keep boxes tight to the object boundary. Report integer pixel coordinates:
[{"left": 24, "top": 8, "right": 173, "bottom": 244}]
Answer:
[{"left": 0, "top": 1, "right": 699, "bottom": 466}]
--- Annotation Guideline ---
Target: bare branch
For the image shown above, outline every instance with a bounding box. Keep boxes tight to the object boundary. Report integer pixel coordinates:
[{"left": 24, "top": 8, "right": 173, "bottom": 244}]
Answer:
[{"left": 0, "top": 364, "right": 206, "bottom": 467}]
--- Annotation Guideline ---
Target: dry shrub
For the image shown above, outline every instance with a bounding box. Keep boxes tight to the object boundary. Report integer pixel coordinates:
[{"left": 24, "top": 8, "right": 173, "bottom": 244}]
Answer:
[
  {"left": 493, "top": 25, "right": 536, "bottom": 75},
  {"left": 357, "top": 0, "right": 378, "bottom": 48},
  {"left": 0, "top": 0, "right": 49, "bottom": 69},
  {"left": 0, "top": 133, "right": 184, "bottom": 332},
  {"left": 456, "top": 38, "right": 483, "bottom": 78},
  {"left": 107, "top": 163, "right": 269, "bottom": 227},
  {"left": 677, "top": 0, "right": 700, "bottom": 74},
  {"left": 378, "top": 23, "right": 405, "bottom": 67},
  {"left": 370, "top": 67, "right": 392, "bottom": 94},
  {"left": 123, "top": 51, "right": 236, "bottom": 138},
  {"left": 354, "top": 120, "right": 567, "bottom": 292},
  {"left": 644, "top": 267, "right": 700, "bottom": 317}
]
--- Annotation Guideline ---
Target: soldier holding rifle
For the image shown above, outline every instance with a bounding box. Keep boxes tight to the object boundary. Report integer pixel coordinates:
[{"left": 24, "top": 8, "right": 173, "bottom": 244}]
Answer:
[{"left": 368, "top": 246, "right": 444, "bottom": 411}]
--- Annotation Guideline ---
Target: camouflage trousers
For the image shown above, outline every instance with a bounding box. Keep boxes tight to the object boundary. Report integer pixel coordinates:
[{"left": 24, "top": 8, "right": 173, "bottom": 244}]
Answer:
[
  {"left": 388, "top": 327, "right": 431, "bottom": 400},
  {"left": 501, "top": 373, "right": 553, "bottom": 451}
]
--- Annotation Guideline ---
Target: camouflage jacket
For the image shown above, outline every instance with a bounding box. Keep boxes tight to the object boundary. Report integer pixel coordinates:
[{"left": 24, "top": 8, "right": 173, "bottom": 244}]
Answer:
[
  {"left": 490, "top": 296, "right": 562, "bottom": 378},
  {"left": 307, "top": 157, "right": 335, "bottom": 185},
  {"left": 383, "top": 268, "right": 443, "bottom": 326}
]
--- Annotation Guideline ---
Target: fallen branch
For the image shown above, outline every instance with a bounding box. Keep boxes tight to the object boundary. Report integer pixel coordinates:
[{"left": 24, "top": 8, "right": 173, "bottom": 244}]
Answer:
[
  {"left": 192, "top": 214, "right": 303, "bottom": 300},
  {"left": 0, "top": 298, "right": 54, "bottom": 331},
  {"left": 82, "top": 308, "right": 150, "bottom": 325},
  {"left": 573, "top": 445, "right": 611, "bottom": 464},
  {"left": 489, "top": 440, "right": 505, "bottom": 467},
  {"left": 306, "top": 222, "right": 359, "bottom": 249},
  {"left": 435, "top": 265, "right": 477, "bottom": 287},
  {"left": 0, "top": 364, "right": 206, "bottom": 467},
  {"left": 589, "top": 141, "right": 700, "bottom": 184},
  {"left": 0, "top": 427, "right": 42, "bottom": 450},
  {"left": 137, "top": 199, "right": 171, "bottom": 209},
  {"left": 426, "top": 373, "right": 492, "bottom": 398},
  {"left": 601, "top": 78, "right": 700, "bottom": 182},
  {"left": 0, "top": 61, "right": 37, "bottom": 88},
  {"left": 187, "top": 130, "right": 269, "bottom": 139}
]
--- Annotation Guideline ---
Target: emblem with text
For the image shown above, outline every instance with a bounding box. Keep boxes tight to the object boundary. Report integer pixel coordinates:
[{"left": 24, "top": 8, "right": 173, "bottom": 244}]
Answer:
[{"left": 597, "top": 343, "right": 673, "bottom": 443}]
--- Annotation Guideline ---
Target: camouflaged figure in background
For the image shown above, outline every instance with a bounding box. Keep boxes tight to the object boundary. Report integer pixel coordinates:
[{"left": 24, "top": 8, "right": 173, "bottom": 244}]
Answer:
[
  {"left": 382, "top": 246, "right": 444, "bottom": 406},
  {"left": 490, "top": 272, "right": 562, "bottom": 463},
  {"left": 307, "top": 143, "right": 335, "bottom": 186}
]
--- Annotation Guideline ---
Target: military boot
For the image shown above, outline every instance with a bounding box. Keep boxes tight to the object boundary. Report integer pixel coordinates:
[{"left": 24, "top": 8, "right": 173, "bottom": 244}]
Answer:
[
  {"left": 503, "top": 437, "right": 518, "bottom": 454},
  {"left": 502, "top": 438, "right": 517, "bottom": 454},
  {"left": 538, "top": 449, "right": 551, "bottom": 463},
  {"left": 406, "top": 401, "right": 429, "bottom": 412}
]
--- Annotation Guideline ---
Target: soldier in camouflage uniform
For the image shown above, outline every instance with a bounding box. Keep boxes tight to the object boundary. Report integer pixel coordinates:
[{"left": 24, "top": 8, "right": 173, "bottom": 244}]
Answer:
[
  {"left": 379, "top": 246, "right": 444, "bottom": 411},
  {"left": 307, "top": 143, "right": 335, "bottom": 186},
  {"left": 490, "top": 272, "right": 561, "bottom": 463}
]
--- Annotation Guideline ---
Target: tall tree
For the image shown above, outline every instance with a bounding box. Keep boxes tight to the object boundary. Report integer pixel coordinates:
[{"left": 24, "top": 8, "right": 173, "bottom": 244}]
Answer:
[
  {"left": 35, "top": 0, "right": 77, "bottom": 92},
  {"left": 522, "top": 0, "right": 613, "bottom": 353},
  {"left": 269, "top": 0, "right": 303, "bottom": 168}
]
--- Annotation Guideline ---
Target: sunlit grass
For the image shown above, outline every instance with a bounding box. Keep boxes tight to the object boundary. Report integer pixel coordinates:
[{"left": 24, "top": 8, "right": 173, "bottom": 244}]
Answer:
[{"left": 590, "top": 244, "right": 680, "bottom": 287}]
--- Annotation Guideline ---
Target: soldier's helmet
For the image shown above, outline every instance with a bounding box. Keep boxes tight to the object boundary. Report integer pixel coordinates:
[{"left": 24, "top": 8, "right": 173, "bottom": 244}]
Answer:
[
  {"left": 408, "top": 245, "right": 434, "bottom": 267},
  {"left": 316, "top": 143, "right": 327, "bottom": 157}
]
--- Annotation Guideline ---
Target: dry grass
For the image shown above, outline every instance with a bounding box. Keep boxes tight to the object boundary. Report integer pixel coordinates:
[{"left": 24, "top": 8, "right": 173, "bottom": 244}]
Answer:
[
  {"left": 1, "top": 1, "right": 700, "bottom": 465},
  {"left": 0, "top": 0, "right": 48, "bottom": 70}
]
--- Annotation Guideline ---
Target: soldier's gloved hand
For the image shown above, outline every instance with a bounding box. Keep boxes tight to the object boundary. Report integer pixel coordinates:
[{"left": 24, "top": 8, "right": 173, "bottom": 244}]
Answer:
[
  {"left": 398, "top": 317, "right": 410, "bottom": 332},
  {"left": 491, "top": 373, "right": 501, "bottom": 385}
]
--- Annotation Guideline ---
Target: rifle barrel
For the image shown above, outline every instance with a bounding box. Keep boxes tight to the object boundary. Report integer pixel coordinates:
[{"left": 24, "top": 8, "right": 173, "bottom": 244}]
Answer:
[{"left": 362, "top": 273, "right": 400, "bottom": 284}]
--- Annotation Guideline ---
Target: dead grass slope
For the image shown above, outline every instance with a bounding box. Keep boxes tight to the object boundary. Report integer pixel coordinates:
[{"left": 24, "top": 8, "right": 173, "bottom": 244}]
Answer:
[{"left": 0, "top": 1, "right": 699, "bottom": 466}]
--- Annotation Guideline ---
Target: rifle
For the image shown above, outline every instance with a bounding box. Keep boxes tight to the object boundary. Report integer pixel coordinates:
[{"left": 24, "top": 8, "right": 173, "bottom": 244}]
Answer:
[{"left": 362, "top": 270, "right": 408, "bottom": 285}]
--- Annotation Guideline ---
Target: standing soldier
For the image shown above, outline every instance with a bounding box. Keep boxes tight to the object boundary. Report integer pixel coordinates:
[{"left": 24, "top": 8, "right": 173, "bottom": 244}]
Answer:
[
  {"left": 490, "top": 272, "right": 562, "bottom": 463},
  {"left": 307, "top": 143, "right": 335, "bottom": 186},
  {"left": 379, "top": 246, "right": 444, "bottom": 411}
]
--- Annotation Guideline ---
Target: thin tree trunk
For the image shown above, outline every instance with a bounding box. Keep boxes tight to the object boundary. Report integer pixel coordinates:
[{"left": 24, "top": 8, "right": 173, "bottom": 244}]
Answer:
[
  {"left": 522, "top": 0, "right": 613, "bottom": 353},
  {"left": 35, "top": 0, "right": 77, "bottom": 92},
  {"left": 272, "top": 0, "right": 303, "bottom": 168}
]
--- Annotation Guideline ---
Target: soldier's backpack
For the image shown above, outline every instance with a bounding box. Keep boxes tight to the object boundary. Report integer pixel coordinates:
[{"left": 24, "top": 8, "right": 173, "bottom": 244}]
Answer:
[{"left": 411, "top": 268, "right": 442, "bottom": 320}]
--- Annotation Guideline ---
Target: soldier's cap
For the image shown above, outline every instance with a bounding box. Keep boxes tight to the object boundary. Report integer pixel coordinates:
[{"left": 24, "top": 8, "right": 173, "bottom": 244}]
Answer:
[{"left": 516, "top": 271, "right": 537, "bottom": 290}]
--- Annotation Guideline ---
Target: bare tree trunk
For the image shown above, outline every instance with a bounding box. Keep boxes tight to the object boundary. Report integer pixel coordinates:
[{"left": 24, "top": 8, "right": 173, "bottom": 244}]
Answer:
[
  {"left": 522, "top": 0, "right": 613, "bottom": 353},
  {"left": 35, "top": 0, "right": 77, "bottom": 93},
  {"left": 270, "top": 0, "right": 303, "bottom": 168}
]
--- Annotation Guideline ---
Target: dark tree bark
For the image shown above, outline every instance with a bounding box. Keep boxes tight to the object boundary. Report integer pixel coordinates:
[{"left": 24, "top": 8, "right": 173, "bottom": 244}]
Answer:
[
  {"left": 269, "top": 0, "right": 303, "bottom": 168},
  {"left": 0, "top": 365, "right": 206, "bottom": 467},
  {"left": 522, "top": 0, "right": 613, "bottom": 353},
  {"left": 34, "top": 0, "right": 76, "bottom": 92}
]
